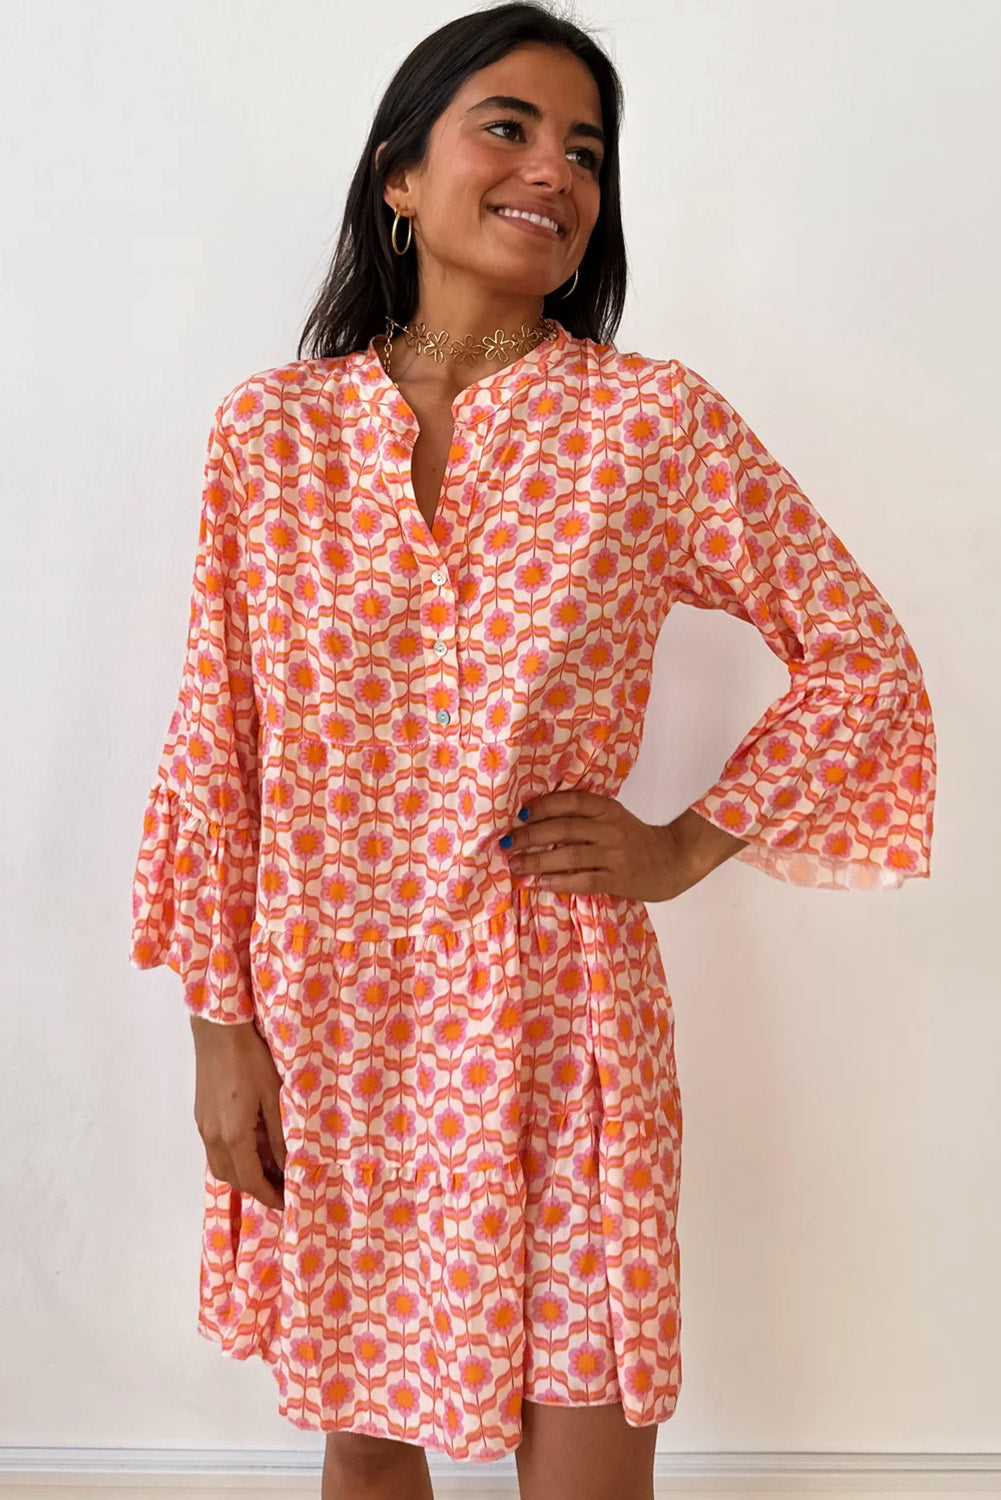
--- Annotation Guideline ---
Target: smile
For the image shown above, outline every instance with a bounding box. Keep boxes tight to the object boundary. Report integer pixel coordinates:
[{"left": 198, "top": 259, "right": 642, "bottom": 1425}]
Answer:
[{"left": 489, "top": 206, "right": 564, "bottom": 240}]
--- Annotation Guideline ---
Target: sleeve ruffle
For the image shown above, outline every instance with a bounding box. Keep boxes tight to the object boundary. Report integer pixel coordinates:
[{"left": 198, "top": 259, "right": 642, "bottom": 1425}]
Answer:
[
  {"left": 130, "top": 780, "right": 259, "bottom": 1022},
  {"left": 688, "top": 678, "right": 935, "bottom": 890},
  {"left": 661, "top": 356, "right": 937, "bottom": 891}
]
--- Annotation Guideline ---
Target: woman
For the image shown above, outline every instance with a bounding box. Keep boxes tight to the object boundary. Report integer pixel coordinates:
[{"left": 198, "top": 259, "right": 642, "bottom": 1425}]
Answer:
[{"left": 130, "top": 3, "right": 937, "bottom": 1497}]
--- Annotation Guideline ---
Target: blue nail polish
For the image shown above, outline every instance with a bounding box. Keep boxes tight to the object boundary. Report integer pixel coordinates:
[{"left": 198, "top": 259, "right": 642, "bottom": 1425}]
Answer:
[
  {"left": 518, "top": 806, "right": 530, "bottom": 821},
  {"left": 499, "top": 833, "right": 513, "bottom": 849}
]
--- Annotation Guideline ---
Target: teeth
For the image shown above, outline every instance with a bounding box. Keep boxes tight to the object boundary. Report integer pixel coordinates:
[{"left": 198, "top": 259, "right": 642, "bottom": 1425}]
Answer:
[{"left": 494, "top": 207, "right": 561, "bottom": 234}]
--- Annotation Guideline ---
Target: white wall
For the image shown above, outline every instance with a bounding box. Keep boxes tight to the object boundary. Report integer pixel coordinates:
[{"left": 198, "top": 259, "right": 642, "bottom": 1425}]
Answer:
[{"left": 1, "top": 0, "right": 997, "bottom": 1480}]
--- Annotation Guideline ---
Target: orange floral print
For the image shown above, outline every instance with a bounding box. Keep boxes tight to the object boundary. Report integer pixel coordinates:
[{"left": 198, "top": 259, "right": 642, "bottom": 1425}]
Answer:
[{"left": 131, "top": 321, "right": 935, "bottom": 1461}]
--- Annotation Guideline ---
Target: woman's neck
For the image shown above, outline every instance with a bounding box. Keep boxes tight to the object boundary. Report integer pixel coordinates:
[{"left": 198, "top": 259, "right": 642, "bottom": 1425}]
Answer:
[{"left": 383, "top": 300, "right": 553, "bottom": 403}]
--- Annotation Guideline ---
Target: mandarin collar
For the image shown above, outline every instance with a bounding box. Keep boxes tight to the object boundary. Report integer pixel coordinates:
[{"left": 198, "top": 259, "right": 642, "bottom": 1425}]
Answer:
[{"left": 348, "top": 318, "right": 573, "bottom": 425}]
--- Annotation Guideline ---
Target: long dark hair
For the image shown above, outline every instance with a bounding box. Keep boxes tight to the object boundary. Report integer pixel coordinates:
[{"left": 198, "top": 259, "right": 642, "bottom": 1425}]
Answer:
[{"left": 296, "top": 1, "right": 627, "bottom": 360}]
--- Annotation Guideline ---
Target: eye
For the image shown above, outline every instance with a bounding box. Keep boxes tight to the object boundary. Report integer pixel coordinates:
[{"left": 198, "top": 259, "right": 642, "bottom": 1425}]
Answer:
[{"left": 485, "top": 119, "right": 602, "bottom": 174}]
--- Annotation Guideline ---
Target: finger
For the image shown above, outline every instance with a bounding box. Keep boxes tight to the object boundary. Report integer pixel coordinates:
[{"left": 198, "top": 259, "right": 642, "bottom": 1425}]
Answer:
[
  {"left": 511, "top": 816, "right": 607, "bottom": 855},
  {"left": 205, "top": 1144, "right": 237, "bottom": 1187},
  {"left": 513, "top": 841, "right": 608, "bottom": 872},
  {"left": 519, "top": 791, "right": 612, "bottom": 827},
  {"left": 533, "top": 868, "right": 603, "bottom": 893},
  {"left": 254, "top": 1114, "right": 284, "bottom": 1193},
  {"left": 229, "top": 1132, "right": 284, "bottom": 1212},
  {"left": 259, "top": 1094, "right": 287, "bottom": 1172}
]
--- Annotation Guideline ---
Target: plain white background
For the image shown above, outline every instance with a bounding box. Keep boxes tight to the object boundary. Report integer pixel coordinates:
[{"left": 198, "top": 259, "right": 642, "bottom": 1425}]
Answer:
[{"left": 1, "top": 0, "right": 996, "bottom": 1476}]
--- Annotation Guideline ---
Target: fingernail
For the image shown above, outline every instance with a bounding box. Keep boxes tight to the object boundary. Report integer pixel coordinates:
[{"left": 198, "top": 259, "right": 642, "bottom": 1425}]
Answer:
[
  {"left": 499, "top": 833, "right": 513, "bottom": 849},
  {"left": 518, "top": 807, "right": 530, "bottom": 821}
]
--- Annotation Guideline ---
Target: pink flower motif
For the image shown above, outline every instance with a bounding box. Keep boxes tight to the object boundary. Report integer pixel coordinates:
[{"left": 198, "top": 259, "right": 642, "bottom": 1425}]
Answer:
[
  {"left": 300, "top": 970, "right": 332, "bottom": 1007},
  {"left": 351, "top": 1066, "right": 383, "bottom": 1107},
  {"left": 548, "top": 595, "right": 587, "bottom": 633},
  {"left": 591, "top": 459, "right": 624, "bottom": 495},
  {"left": 528, "top": 389, "right": 564, "bottom": 421},
  {"left": 351, "top": 425, "right": 381, "bottom": 458},
  {"left": 623, "top": 1358, "right": 654, "bottom": 1398},
  {"left": 484, "top": 608, "right": 515, "bottom": 645},
  {"left": 290, "top": 824, "right": 324, "bottom": 858},
  {"left": 458, "top": 1355, "right": 489, "bottom": 1391},
  {"left": 492, "top": 437, "right": 524, "bottom": 469},
  {"left": 289, "top": 1336, "right": 321, "bottom": 1366},
  {"left": 474, "top": 1207, "right": 508, "bottom": 1246},
  {"left": 265, "top": 608, "right": 291, "bottom": 639},
  {"left": 264, "top": 517, "right": 298, "bottom": 552},
  {"left": 297, "top": 736, "right": 328, "bottom": 770},
  {"left": 699, "top": 459, "right": 734, "bottom": 501},
  {"left": 319, "top": 538, "right": 353, "bottom": 573},
  {"left": 263, "top": 430, "right": 300, "bottom": 466},
  {"left": 698, "top": 525, "right": 737, "bottom": 565},
  {"left": 282, "top": 915, "right": 317, "bottom": 956},
  {"left": 392, "top": 870, "right": 427, "bottom": 906},
  {"left": 530, "top": 1291, "right": 568, "bottom": 1327},
  {"left": 290, "top": 1060, "right": 322, "bottom": 1097},
  {"left": 351, "top": 1245, "right": 386, "bottom": 1282},
  {"left": 705, "top": 799, "right": 751, "bottom": 836},
  {"left": 321, "top": 1018, "right": 354, "bottom": 1055},
  {"left": 320, "top": 1374, "right": 355, "bottom": 1407},
  {"left": 294, "top": 573, "right": 319, "bottom": 606},
  {"left": 297, "top": 1245, "right": 325, "bottom": 1282},
  {"left": 461, "top": 1055, "right": 497, "bottom": 1093},
  {"left": 514, "top": 556, "right": 553, "bottom": 593},
  {"left": 434, "top": 1013, "right": 467, "bottom": 1048},
  {"left": 322, "top": 1279, "right": 353, "bottom": 1319},
  {"left": 434, "top": 1106, "right": 466, "bottom": 1146},
  {"left": 230, "top": 388, "right": 264, "bottom": 425},
  {"left": 354, "top": 588, "right": 390, "bottom": 625},
  {"left": 625, "top": 413, "right": 659, "bottom": 445},
  {"left": 570, "top": 1242, "right": 605, "bottom": 1281},
  {"left": 354, "top": 675, "right": 391, "bottom": 714},
  {"left": 353, "top": 1331, "right": 386, "bottom": 1366},
  {"left": 557, "top": 425, "right": 592, "bottom": 459},
  {"left": 699, "top": 399, "right": 729, "bottom": 439},
  {"left": 358, "top": 979, "right": 389, "bottom": 1013},
  {"left": 392, "top": 781, "right": 430, "bottom": 819},
  {"left": 298, "top": 484, "right": 326, "bottom": 529},
  {"left": 520, "top": 471, "right": 556, "bottom": 505},
  {"left": 448, "top": 1260, "right": 481, "bottom": 1297},
  {"left": 569, "top": 1341, "right": 608, "bottom": 1379},
  {"left": 388, "top": 1380, "right": 420, "bottom": 1414}
]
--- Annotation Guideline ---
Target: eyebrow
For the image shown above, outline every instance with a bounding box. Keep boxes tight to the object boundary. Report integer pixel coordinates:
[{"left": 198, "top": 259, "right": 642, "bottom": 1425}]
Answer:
[{"left": 465, "top": 94, "right": 605, "bottom": 149}]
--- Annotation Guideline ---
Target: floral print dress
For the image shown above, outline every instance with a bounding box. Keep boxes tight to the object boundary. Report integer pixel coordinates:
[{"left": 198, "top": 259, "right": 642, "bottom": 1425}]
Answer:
[{"left": 130, "top": 321, "right": 936, "bottom": 1461}]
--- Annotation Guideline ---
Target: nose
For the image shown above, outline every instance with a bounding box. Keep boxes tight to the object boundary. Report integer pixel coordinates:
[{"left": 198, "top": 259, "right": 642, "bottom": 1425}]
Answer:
[{"left": 521, "top": 134, "right": 574, "bottom": 195}]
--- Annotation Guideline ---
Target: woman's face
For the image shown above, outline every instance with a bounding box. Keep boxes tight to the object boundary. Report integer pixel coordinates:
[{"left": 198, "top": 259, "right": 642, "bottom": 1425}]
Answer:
[{"left": 384, "top": 43, "right": 604, "bottom": 300}]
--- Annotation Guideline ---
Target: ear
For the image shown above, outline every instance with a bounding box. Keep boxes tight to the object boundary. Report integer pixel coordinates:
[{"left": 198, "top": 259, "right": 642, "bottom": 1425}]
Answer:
[{"left": 375, "top": 139, "right": 412, "bottom": 214}]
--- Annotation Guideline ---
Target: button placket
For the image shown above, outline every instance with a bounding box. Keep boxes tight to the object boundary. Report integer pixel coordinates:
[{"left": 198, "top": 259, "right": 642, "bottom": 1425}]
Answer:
[
  {"left": 426, "top": 562, "right": 457, "bottom": 730},
  {"left": 381, "top": 423, "right": 460, "bottom": 733}
]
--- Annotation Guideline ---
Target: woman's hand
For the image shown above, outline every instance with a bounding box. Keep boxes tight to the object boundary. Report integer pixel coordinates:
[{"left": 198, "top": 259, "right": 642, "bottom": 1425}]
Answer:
[
  {"left": 498, "top": 791, "right": 741, "bottom": 902},
  {"left": 190, "top": 1016, "right": 287, "bottom": 1212}
]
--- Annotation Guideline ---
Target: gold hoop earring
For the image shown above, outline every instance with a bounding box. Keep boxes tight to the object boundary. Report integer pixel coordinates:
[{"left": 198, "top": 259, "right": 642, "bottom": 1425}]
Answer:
[
  {"left": 391, "top": 208, "right": 413, "bottom": 256},
  {"left": 559, "top": 267, "right": 578, "bottom": 299}
]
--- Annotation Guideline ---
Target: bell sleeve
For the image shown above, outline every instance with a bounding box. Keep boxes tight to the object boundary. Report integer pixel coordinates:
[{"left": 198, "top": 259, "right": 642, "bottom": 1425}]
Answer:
[
  {"left": 662, "top": 358, "right": 937, "bottom": 891},
  {"left": 129, "top": 402, "right": 260, "bottom": 1021}
]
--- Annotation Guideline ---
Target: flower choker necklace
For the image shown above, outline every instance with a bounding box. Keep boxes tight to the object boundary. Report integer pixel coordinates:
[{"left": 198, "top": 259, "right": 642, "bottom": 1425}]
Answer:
[{"left": 378, "top": 314, "right": 558, "bottom": 374}]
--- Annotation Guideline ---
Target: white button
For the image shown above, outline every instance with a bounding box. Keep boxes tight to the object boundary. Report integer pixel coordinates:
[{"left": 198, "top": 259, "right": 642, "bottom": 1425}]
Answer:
[
  {"left": 432, "top": 640, "right": 447, "bottom": 657},
  {"left": 431, "top": 568, "right": 446, "bottom": 585},
  {"left": 436, "top": 709, "right": 451, "bottom": 726}
]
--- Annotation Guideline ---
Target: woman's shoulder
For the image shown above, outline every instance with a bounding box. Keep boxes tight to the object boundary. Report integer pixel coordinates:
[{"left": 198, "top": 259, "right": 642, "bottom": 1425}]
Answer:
[
  {"left": 210, "top": 349, "right": 368, "bottom": 433},
  {"left": 568, "top": 330, "right": 688, "bottom": 391}
]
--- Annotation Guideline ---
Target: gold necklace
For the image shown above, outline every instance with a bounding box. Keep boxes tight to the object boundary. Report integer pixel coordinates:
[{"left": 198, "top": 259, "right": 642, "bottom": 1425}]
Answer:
[{"left": 378, "top": 314, "right": 558, "bottom": 375}]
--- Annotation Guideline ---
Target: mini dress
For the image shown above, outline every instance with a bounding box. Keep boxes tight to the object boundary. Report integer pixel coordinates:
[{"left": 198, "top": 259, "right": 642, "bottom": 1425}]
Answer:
[{"left": 131, "top": 322, "right": 936, "bottom": 1461}]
